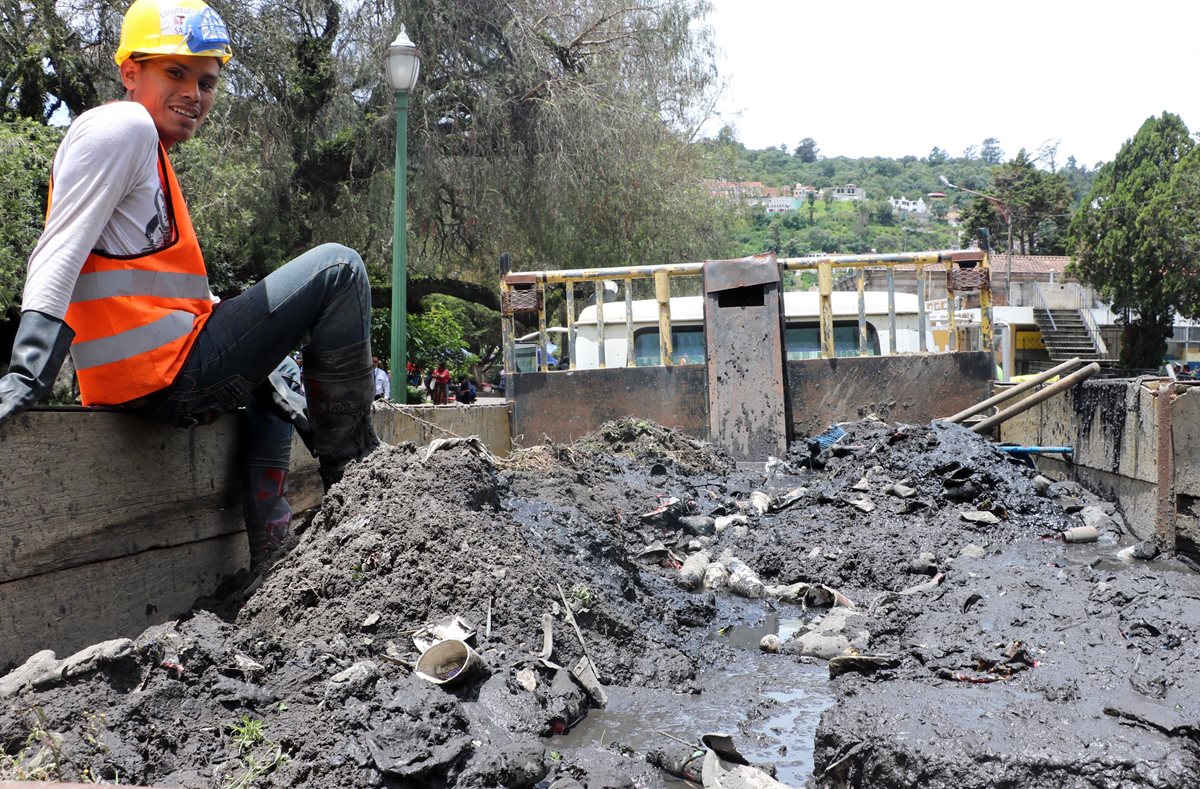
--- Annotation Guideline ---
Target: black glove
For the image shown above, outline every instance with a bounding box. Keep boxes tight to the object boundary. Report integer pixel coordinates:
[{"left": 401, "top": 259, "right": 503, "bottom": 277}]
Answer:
[{"left": 0, "top": 310, "right": 76, "bottom": 428}]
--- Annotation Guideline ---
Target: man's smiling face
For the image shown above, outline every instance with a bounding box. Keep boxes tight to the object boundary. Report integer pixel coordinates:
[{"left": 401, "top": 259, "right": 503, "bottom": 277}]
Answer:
[{"left": 120, "top": 55, "right": 220, "bottom": 148}]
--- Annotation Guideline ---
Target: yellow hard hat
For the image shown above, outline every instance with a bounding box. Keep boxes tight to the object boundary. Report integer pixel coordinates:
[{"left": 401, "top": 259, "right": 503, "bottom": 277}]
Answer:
[{"left": 114, "top": 0, "right": 233, "bottom": 66}]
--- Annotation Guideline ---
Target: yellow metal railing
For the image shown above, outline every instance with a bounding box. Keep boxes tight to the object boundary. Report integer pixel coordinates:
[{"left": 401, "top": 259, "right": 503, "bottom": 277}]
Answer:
[{"left": 499, "top": 249, "right": 993, "bottom": 374}]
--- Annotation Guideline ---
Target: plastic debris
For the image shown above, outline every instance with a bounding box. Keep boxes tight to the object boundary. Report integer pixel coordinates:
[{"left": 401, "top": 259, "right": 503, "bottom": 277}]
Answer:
[
  {"left": 413, "top": 615, "right": 477, "bottom": 654},
  {"left": 678, "top": 551, "right": 711, "bottom": 591},
  {"left": 721, "top": 554, "right": 765, "bottom": 599},
  {"left": 960, "top": 510, "right": 1001, "bottom": 525},
  {"left": 1061, "top": 526, "right": 1099, "bottom": 543}
]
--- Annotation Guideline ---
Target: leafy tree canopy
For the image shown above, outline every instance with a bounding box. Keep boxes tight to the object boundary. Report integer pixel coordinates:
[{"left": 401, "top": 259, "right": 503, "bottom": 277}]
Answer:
[{"left": 1068, "top": 112, "right": 1195, "bottom": 367}]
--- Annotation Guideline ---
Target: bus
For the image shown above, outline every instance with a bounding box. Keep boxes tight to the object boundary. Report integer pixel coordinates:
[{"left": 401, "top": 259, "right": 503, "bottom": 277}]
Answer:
[{"left": 548, "top": 290, "right": 936, "bottom": 369}]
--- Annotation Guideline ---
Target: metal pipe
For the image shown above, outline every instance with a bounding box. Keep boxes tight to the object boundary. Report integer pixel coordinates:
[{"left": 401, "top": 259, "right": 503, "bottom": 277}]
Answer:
[
  {"left": 944, "top": 357, "right": 1084, "bottom": 423},
  {"left": 970, "top": 362, "right": 1100, "bottom": 434},
  {"left": 624, "top": 278, "right": 634, "bottom": 367},
  {"left": 536, "top": 283, "right": 547, "bottom": 372},
  {"left": 594, "top": 280, "right": 606, "bottom": 369},
  {"left": 857, "top": 270, "right": 867, "bottom": 356},
  {"left": 917, "top": 264, "right": 927, "bottom": 353},
  {"left": 887, "top": 269, "right": 897, "bottom": 355},
  {"left": 818, "top": 261, "right": 834, "bottom": 359},
  {"left": 566, "top": 286, "right": 576, "bottom": 370},
  {"left": 655, "top": 270, "right": 672, "bottom": 366}
]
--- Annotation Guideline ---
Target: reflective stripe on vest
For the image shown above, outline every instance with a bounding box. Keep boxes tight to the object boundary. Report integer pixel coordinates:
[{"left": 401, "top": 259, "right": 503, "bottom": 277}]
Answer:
[
  {"left": 71, "top": 270, "right": 211, "bottom": 303},
  {"left": 61, "top": 143, "right": 212, "bottom": 406},
  {"left": 70, "top": 310, "right": 196, "bottom": 370}
]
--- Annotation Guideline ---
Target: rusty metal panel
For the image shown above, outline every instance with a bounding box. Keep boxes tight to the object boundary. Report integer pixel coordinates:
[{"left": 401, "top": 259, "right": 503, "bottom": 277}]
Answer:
[
  {"left": 785, "top": 352, "right": 995, "bottom": 440},
  {"left": 703, "top": 258, "right": 787, "bottom": 462},
  {"left": 509, "top": 367, "right": 709, "bottom": 446},
  {"left": 703, "top": 254, "right": 779, "bottom": 293},
  {"left": 1157, "top": 382, "right": 1177, "bottom": 553}
]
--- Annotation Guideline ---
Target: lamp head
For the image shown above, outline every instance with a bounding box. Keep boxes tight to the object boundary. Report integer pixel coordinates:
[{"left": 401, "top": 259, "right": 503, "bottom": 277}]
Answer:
[{"left": 386, "top": 26, "right": 421, "bottom": 93}]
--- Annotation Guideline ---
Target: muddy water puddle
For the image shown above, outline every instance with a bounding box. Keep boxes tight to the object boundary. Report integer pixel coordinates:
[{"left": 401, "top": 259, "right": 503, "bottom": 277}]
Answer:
[{"left": 551, "top": 611, "right": 833, "bottom": 786}]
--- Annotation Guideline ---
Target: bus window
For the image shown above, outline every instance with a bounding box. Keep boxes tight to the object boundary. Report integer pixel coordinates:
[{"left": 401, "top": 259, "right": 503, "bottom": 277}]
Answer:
[
  {"left": 632, "top": 327, "right": 706, "bottom": 366},
  {"left": 786, "top": 321, "right": 880, "bottom": 359}
]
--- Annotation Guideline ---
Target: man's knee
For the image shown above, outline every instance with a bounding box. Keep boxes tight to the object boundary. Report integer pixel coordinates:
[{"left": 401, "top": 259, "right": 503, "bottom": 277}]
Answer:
[{"left": 314, "top": 243, "right": 366, "bottom": 280}]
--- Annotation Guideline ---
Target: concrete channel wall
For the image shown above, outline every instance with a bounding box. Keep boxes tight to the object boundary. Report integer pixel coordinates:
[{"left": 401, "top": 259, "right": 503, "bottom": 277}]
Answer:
[
  {"left": 999, "top": 378, "right": 1200, "bottom": 557},
  {"left": 509, "top": 351, "right": 994, "bottom": 448},
  {"left": 0, "top": 404, "right": 511, "bottom": 672}
]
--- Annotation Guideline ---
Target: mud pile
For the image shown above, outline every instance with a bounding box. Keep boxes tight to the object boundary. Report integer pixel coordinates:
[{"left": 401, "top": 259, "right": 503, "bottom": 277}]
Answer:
[{"left": 2, "top": 417, "right": 1198, "bottom": 788}]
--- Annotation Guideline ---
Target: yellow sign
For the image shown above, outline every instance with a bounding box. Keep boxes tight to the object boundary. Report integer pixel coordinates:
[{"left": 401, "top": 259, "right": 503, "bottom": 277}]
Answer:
[{"left": 1016, "top": 330, "right": 1046, "bottom": 350}]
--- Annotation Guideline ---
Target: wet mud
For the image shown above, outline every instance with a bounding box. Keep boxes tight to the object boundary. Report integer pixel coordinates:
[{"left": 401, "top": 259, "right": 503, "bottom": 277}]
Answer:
[{"left": 2, "top": 417, "right": 1198, "bottom": 787}]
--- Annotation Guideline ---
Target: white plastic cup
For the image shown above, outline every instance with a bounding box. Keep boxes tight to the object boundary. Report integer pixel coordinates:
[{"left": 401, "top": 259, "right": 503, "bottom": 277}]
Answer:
[{"left": 414, "top": 639, "right": 483, "bottom": 685}]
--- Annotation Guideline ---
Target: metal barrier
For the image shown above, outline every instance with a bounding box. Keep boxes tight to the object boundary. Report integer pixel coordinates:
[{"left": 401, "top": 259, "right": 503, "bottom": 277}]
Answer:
[{"left": 499, "top": 249, "right": 994, "bottom": 374}]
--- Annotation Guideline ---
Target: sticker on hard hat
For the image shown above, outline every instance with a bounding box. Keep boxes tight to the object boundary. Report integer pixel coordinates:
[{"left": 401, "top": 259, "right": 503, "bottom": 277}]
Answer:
[{"left": 159, "top": 8, "right": 190, "bottom": 36}]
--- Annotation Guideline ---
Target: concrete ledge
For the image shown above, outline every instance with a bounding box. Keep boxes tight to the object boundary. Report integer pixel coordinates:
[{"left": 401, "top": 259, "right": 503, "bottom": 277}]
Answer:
[
  {"left": 0, "top": 403, "right": 511, "bottom": 672},
  {"left": 1000, "top": 378, "right": 1200, "bottom": 551}
]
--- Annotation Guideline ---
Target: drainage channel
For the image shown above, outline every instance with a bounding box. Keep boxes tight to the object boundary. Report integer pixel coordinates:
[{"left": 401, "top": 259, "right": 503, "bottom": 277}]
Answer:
[{"left": 550, "top": 611, "right": 835, "bottom": 786}]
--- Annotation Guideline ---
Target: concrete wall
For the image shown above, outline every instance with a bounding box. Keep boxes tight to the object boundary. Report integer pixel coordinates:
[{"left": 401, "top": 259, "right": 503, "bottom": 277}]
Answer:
[
  {"left": 509, "top": 352, "right": 995, "bottom": 454},
  {"left": 509, "top": 366, "right": 710, "bottom": 446},
  {"left": 1000, "top": 378, "right": 1200, "bottom": 555},
  {"left": 0, "top": 403, "right": 510, "bottom": 672},
  {"left": 786, "top": 351, "right": 995, "bottom": 440}
]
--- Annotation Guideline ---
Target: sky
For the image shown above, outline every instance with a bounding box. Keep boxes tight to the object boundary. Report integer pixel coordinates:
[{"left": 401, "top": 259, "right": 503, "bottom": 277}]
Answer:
[{"left": 702, "top": 0, "right": 1200, "bottom": 168}]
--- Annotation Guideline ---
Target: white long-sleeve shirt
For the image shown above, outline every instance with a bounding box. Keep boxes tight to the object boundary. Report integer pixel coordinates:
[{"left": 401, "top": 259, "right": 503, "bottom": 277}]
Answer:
[{"left": 23, "top": 101, "right": 178, "bottom": 319}]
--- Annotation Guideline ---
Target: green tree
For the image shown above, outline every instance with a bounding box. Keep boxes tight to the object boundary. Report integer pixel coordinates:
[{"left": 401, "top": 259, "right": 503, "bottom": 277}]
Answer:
[
  {"left": 408, "top": 302, "right": 467, "bottom": 372},
  {"left": 981, "top": 138, "right": 1004, "bottom": 165},
  {"left": 0, "top": 118, "right": 61, "bottom": 311},
  {"left": 795, "top": 137, "right": 819, "bottom": 163},
  {"left": 1069, "top": 112, "right": 1195, "bottom": 367},
  {"left": 806, "top": 190, "right": 816, "bottom": 224}
]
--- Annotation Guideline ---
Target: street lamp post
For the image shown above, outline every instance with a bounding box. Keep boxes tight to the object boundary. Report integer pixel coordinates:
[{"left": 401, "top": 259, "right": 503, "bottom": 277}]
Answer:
[
  {"left": 939, "top": 175, "right": 1014, "bottom": 306},
  {"left": 386, "top": 26, "right": 421, "bottom": 399}
]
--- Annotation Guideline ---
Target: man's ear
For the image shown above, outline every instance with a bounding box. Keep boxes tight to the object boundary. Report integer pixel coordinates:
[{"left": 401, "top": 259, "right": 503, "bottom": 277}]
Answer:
[{"left": 119, "top": 58, "right": 141, "bottom": 92}]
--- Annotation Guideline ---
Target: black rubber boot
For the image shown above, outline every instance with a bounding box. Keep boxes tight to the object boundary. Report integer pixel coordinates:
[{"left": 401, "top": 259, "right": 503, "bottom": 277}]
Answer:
[
  {"left": 303, "top": 339, "right": 380, "bottom": 491},
  {"left": 0, "top": 310, "right": 76, "bottom": 426}
]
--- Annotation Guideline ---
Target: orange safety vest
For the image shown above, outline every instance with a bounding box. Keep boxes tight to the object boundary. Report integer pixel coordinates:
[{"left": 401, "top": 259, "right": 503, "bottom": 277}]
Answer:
[{"left": 61, "top": 144, "right": 212, "bottom": 406}]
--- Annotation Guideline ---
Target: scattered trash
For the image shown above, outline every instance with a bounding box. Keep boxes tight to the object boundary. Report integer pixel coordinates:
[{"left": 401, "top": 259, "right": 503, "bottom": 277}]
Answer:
[
  {"left": 886, "top": 483, "right": 917, "bottom": 498},
  {"left": 1061, "top": 525, "right": 1099, "bottom": 543},
  {"left": 412, "top": 615, "right": 476, "bottom": 653},
  {"left": 679, "top": 515, "right": 717, "bottom": 537},
  {"left": 769, "top": 486, "right": 807, "bottom": 512},
  {"left": 1117, "top": 540, "right": 1160, "bottom": 562},
  {"left": 361, "top": 612, "right": 381, "bottom": 628},
  {"left": 898, "top": 572, "right": 944, "bottom": 597},
  {"left": 714, "top": 514, "right": 749, "bottom": 534},
  {"left": 635, "top": 540, "right": 677, "bottom": 564},
  {"left": 571, "top": 655, "right": 608, "bottom": 707},
  {"left": 515, "top": 667, "right": 538, "bottom": 692},
  {"left": 909, "top": 552, "right": 938, "bottom": 575},
  {"left": 827, "top": 654, "right": 900, "bottom": 679},
  {"left": 960, "top": 510, "right": 1001, "bottom": 525},
  {"left": 851, "top": 498, "right": 875, "bottom": 513},
  {"left": 702, "top": 748, "right": 790, "bottom": 788},
  {"left": 809, "top": 424, "right": 848, "bottom": 452},
  {"left": 1033, "top": 474, "right": 1053, "bottom": 495},
  {"left": 414, "top": 639, "right": 484, "bottom": 686},
  {"left": 678, "top": 551, "right": 711, "bottom": 591},
  {"left": 939, "top": 639, "right": 1036, "bottom": 684},
  {"left": 702, "top": 732, "right": 751, "bottom": 766},
  {"left": 803, "top": 584, "right": 855, "bottom": 609},
  {"left": 851, "top": 477, "right": 870, "bottom": 492},
  {"left": 703, "top": 561, "right": 730, "bottom": 591},
  {"left": 721, "top": 554, "right": 766, "bottom": 599},
  {"left": 759, "top": 634, "right": 781, "bottom": 653},
  {"left": 746, "top": 491, "right": 771, "bottom": 517},
  {"left": 641, "top": 497, "right": 683, "bottom": 526},
  {"left": 958, "top": 543, "right": 987, "bottom": 560}
]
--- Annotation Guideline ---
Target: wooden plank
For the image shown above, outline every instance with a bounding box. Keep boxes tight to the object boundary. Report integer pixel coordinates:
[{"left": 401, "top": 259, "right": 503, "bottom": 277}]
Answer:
[
  {"left": 0, "top": 410, "right": 242, "bottom": 582},
  {"left": 0, "top": 532, "right": 246, "bottom": 672}
]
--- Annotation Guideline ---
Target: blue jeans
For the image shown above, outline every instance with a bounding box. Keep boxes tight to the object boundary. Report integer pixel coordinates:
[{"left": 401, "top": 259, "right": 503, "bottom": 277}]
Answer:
[
  {"left": 139, "top": 243, "right": 371, "bottom": 427},
  {"left": 138, "top": 243, "right": 373, "bottom": 563}
]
